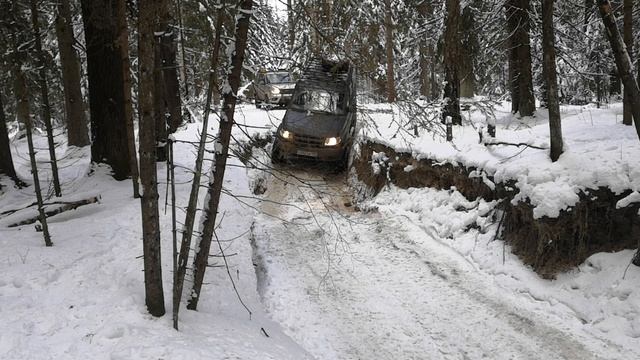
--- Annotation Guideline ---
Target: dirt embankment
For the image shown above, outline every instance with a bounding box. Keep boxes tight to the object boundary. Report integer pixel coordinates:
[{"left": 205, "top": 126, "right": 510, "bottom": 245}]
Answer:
[{"left": 353, "top": 141, "right": 640, "bottom": 278}]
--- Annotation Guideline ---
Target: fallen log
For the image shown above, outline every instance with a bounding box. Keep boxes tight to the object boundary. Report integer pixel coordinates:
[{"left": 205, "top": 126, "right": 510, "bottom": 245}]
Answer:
[
  {"left": 7, "top": 196, "right": 100, "bottom": 228},
  {"left": 484, "top": 141, "right": 547, "bottom": 150}
]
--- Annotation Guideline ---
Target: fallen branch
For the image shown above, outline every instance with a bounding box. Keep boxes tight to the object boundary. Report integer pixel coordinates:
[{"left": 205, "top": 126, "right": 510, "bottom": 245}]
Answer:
[
  {"left": 1, "top": 197, "right": 98, "bottom": 218},
  {"left": 7, "top": 196, "right": 100, "bottom": 227},
  {"left": 484, "top": 141, "right": 547, "bottom": 150}
]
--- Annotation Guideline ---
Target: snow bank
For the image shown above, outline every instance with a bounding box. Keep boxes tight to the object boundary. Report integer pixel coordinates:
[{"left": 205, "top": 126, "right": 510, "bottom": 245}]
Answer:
[{"left": 361, "top": 102, "right": 640, "bottom": 219}]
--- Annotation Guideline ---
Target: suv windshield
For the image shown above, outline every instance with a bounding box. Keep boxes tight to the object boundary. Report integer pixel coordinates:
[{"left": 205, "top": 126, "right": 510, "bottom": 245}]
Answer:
[
  {"left": 266, "top": 72, "right": 292, "bottom": 84},
  {"left": 291, "top": 90, "right": 346, "bottom": 115}
]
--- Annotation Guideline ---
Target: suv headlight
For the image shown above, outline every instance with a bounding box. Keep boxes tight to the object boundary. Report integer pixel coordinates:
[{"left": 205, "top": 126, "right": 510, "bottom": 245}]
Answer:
[
  {"left": 271, "top": 87, "right": 281, "bottom": 95},
  {"left": 279, "top": 128, "right": 292, "bottom": 140},
  {"left": 324, "top": 137, "right": 341, "bottom": 146}
]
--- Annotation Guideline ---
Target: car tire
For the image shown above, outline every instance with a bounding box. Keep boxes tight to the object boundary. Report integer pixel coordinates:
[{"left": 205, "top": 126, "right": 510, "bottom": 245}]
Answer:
[
  {"left": 336, "top": 146, "right": 350, "bottom": 172},
  {"left": 271, "top": 142, "right": 284, "bottom": 165}
]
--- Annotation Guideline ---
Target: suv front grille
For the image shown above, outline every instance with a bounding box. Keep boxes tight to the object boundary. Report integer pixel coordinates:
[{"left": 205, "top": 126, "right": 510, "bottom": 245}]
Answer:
[{"left": 293, "top": 134, "right": 324, "bottom": 149}]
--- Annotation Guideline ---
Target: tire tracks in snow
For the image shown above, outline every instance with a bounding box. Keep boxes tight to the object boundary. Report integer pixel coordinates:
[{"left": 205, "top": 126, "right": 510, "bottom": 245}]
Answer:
[{"left": 252, "top": 169, "right": 618, "bottom": 360}]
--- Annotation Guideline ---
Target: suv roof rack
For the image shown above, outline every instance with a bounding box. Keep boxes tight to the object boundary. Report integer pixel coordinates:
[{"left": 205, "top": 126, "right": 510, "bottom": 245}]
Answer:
[{"left": 299, "top": 57, "right": 352, "bottom": 92}]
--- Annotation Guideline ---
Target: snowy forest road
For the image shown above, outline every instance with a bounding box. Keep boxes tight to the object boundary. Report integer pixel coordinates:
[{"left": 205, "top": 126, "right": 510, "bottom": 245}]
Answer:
[{"left": 250, "top": 166, "right": 624, "bottom": 360}]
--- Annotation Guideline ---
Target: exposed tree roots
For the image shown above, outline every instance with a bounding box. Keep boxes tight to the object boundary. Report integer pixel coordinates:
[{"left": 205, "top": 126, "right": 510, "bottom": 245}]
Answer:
[{"left": 353, "top": 141, "right": 640, "bottom": 278}]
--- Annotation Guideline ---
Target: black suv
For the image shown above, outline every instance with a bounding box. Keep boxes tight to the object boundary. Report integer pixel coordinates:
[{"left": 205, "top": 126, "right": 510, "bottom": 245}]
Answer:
[{"left": 271, "top": 58, "right": 356, "bottom": 166}]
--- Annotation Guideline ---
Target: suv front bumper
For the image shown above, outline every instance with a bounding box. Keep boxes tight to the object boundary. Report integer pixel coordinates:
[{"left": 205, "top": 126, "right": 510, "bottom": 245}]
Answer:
[
  {"left": 275, "top": 136, "right": 346, "bottom": 162},
  {"left": 268, "top": 93, "right": 293, "bottom": 105}
]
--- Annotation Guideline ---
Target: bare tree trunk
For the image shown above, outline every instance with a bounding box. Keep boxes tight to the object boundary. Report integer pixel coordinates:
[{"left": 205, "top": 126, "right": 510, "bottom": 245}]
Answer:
[
  {"left": 13, "top": 74, "right": 30, "bottom": 136},
  {"left": 542, "top": 0, "right": 563, "bottom": 162},
  {"left": 597, "top": 0, "right": 640, "bottom": 140},
  {"left": 443, "top": 0, "right": 461, "bottom": 125},
  {"left": 287, "top": 0, "right": 294, "bottom": 52},
  {"left": 460, "top": 5, "right": 476, "bottom": 98},
  {"left": 506, "top": 0, "right": 535, "bottom": 116},
  {"left": 117, "top": 0, "right": 140, "bottom": 199},
  {"left": 211, "top": 3, "right": 226, "bottom": 107},
  {"left": 187, "top": 0, "right": 253, "bottom": 311},
  {"left": 175, "top": 0, "right": 190, "bottom": 99},
  {"left": 30, "top": 0, "right": 62, "bottom": 197},
  {"left": 583, "top": 0, "right": 592, "bottom": 34},
  {"left": 383, "top": 0, "right": 396, "bottom": 103},
  {"left": 516, "top": 0, "right": 535, "bottom": 116},
  {"left": 25, "top": 108, "right": 52, "bottom": 247},
  {"left": 55, "top": 0, "right": 90, "bottom": 147},
  {"left": 152, "top": 2, "right": 182, "bottom": 161},
  {"left": 430, "top": 48, "right": 438, "bottom": 100},
  {"left": 0, "top": 95, "right": 19, "bottom": 183},
  {"left": 417, "top": 1, "right": 432, "bottom": 100},
  {"left": 80, "top": 0, "right": 131, "bottom": 180},
  {"left": 309, "top": 1, "right": 320, "bottom": 56},
  {"left": 622, "top": 0, "right": 633, "bottom": 126},
  {"left": 138, "top": 0, "right": 165, "bottom": 317},
  {"left": 173, "top": 0, "right": 226, "bottom": 329},
  {"left": 10, "top": 2, "right": 52, "bottom": 246},
  {"left": 154, "top": 34, "right": 168, "bottom": 162},
  {"left": 506, "top": 0, "right": 520, "bottom": 114},
  {"left": 161, "top": 34, "right": 183, "bottom": 134}
]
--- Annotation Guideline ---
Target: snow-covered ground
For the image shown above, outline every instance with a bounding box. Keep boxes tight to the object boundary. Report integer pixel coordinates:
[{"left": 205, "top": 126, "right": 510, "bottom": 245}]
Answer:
[
  {"left": 252, "top": 166, "right": 640, "bottom": 359},
  {"left": 1, "top": 102, "right": 639, "bottom": 359},
  {"left": 0, "top": 114, "right": 311, "bottom": 359}
]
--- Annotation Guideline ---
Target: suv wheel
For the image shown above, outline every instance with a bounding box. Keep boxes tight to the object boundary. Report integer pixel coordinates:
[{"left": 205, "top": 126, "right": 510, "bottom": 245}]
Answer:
[
  {"left": 336, "top": 147, "right": 350, "bottom": 171},
  {"left": 271, "top": 142, "right": 284, "bottom": 164}
]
